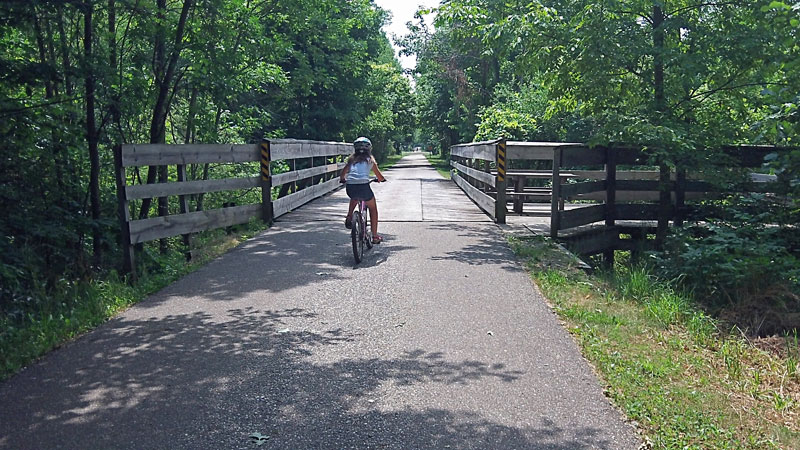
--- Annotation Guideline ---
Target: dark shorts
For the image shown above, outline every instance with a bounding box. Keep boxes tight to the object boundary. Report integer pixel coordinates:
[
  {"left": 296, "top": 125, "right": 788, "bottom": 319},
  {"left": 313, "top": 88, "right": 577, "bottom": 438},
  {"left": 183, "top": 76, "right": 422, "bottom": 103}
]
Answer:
[{"left": 346, "top": 183, "right": 374, "bottom": 201}]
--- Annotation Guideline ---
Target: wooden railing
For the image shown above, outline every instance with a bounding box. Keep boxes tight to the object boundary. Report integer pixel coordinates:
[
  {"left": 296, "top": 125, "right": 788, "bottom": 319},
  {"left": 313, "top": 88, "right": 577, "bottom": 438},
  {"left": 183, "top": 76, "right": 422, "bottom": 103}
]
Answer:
[
  {"left": 449, "top": 139, "right": 503, "bottom": 221},
  {"left": 449, "top": 140, "right": 587, "bottom": 223},
  {"left": 550, "top": 145, "right": 787, "bottom": 259},
  {"left": 114, "top": 139, "right": 352, "bottom": 278},
  {"left": 451, "top": 140, "right": 790, "bottom": 259}
]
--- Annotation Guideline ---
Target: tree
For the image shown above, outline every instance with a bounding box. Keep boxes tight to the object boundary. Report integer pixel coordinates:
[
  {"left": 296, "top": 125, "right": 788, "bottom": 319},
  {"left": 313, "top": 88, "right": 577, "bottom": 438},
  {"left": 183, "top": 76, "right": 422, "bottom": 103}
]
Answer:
[{"left": 1, "top": 0, "right": 411, "bottom": 312}]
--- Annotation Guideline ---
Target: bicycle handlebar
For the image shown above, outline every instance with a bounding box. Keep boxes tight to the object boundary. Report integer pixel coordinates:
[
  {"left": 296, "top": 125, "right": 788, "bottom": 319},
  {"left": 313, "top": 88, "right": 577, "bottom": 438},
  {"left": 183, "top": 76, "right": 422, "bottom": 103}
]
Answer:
[{"left": 340, "top": 177, "right": 387, "bottom": 184}]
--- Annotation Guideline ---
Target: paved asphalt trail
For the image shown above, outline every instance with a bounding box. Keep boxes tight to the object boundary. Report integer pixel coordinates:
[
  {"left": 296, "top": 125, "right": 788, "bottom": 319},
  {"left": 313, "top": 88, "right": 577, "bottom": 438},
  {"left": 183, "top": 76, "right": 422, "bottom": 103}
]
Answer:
[{"left": 0, "top": 153, "right": 640, "bottom": 449}]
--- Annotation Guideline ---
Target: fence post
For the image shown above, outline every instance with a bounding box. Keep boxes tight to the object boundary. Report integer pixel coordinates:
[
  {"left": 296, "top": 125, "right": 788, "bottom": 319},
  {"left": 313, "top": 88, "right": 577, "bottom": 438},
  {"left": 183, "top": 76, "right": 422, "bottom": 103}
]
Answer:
[
  {"left": 604, "top": 146, "right": 617, "bottom": 266},
  {"left": 176, "top": 163, "right": 191, "bottom": 261},
  {"left": 550, "top": 148, "right": 562, "bottom": 238},
  {"left": 495, "top": 139, "right": 507, "bottom": 224},
  {"left": 113, "top": 144, "right": 136, "bottom": 281},
  {"left": 675, "top": 166, "right": 686, "bottom": 227},
  {"left": 260, "top": 139, "right": 274, "bottom": 225},
  {"left": 656, "top": 163, "right": 671, "bottom": 247}
]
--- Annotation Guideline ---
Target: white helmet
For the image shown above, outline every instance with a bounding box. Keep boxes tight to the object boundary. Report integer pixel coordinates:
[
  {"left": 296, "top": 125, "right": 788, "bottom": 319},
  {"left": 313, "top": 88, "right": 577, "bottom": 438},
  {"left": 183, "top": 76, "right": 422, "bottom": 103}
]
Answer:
[{"left": 354, "top": 137, "right": 372, "bottom": 154}]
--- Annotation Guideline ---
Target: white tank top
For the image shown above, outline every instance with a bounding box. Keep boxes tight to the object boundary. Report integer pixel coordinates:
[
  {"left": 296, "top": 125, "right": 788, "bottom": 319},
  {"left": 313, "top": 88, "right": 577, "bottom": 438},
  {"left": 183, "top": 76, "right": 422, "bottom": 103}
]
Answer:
[{"left": 346, "top": 160, "right": 372, "bottom": 184}]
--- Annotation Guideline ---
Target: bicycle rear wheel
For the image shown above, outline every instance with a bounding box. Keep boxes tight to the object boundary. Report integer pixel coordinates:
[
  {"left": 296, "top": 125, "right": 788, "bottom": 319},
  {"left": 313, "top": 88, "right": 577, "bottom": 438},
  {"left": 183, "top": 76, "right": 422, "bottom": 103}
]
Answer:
[
  {"left": 351, "top": 210, "right": 364, "bottom": 263},
  {"left": 365, "top": 210, "right": 373, "bottom": 249}
]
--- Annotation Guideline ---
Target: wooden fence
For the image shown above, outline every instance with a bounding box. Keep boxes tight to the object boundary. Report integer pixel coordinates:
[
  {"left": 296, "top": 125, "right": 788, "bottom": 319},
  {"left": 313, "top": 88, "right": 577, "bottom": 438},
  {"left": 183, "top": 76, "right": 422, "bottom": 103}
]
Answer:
[
  {"left": 449, "top": 140, "right": 587, "bottom": 223},
  {"left": 549, "top": 145, "right": 785, "bottom": 259},
  {"left": 449, "top": 139, "right": 504, "bottom": 221},
  {"left": 450, "top": 140, "right": 789, "bottom": 261},
  {"left": 114, "top": 138, "right": 352, "bottom": 278}
]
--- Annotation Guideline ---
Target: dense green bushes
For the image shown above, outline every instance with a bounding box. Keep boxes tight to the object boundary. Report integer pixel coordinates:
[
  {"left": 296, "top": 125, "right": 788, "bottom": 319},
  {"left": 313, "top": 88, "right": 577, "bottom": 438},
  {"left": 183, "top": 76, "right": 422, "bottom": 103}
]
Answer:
[
  {"left": 652, "top": 194, "right": 800, "bottom": 335},
  {"left": 1, "top": 0, "right": 413, "bottom": 330}
]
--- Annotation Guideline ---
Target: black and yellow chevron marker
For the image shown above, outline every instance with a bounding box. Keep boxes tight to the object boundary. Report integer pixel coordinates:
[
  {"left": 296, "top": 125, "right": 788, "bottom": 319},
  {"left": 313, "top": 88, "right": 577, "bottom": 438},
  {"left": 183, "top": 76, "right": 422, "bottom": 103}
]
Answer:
[
  {"left": 260, "top": 141, "right": 271, "bottom": 181},
  {"left": 496, "top": 140, "right": 507, "bottom": 182}
]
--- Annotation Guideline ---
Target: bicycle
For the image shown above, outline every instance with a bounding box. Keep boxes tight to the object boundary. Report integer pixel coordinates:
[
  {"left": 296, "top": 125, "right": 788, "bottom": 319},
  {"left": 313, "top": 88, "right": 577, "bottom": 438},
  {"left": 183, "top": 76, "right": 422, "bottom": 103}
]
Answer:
[{"left": 344, "top": 178, "right": 383, "bottom": 264}]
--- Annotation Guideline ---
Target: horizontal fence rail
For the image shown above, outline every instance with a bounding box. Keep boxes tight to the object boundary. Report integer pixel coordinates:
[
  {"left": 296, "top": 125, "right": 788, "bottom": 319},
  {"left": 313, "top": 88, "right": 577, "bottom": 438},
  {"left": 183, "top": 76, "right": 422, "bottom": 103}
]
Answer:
[
  {"left": 450, "top": 139, "right": 500, "bottom": 162},
  {"left": 452, "top": 170, "right": 496, "bottom": 219},
  {"left": 505, "top": 142, "right": 583, "bottom": 161},
  {"left": 449, "top": 139, "right": 794, "bottom": 263},
  {"left": 449, "top": 139, "right": 506, "bottom": 222},
  {"left": 547, "top": 145, "right": 793, "bottom": 263},
  {"left": 120, "top": 144, "right": 260, "bottom": 166},
  {"left": 450, "top": 160, "right": 496, "bottom": 187},
  {"left": 129, "top": 204, "right": 262, "bottom": 244},
  {"left": 125, "top": 176, "right": 261, "bottom": 200},
  {"left": 115, "top": 139, "right": 353, "bottom": 279}
]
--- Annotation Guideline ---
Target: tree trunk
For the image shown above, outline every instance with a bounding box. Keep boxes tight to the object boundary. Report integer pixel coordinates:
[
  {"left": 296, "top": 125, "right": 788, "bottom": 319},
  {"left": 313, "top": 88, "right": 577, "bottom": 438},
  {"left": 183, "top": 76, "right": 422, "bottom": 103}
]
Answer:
[
  {"left": 32, "top": 8, "right": 54, "bottom": 99},
  {"left": 185, "top": 86, "right": 198, "bottom": 145},
  {"left": 195, "top": 163, "right": 210, "bottom": 211},
  {"left": 178, "top": 85, "right": 198, "bottom": 259},
  {"left": 653, "top": 5, "right": 670, "bottom": 247},
  {"left": 84, "top": 1, "right": 102, "bottom": 266},
  {"left": 44, "top": 14, "right": 59, "bottom": 97},
  {"left": 653, "top": 5, "right": 665, "bottom": 113},
  {"left": 56, "top": 4, "right": 73, "bottom": 97},
  {"left": 139, "top": 0, "right": 194, "bottom": 222},
  {"left": 155, "top": 0, "right": 169, "bottom": 254},
  {"left": 108, "top": 0, "right": 121, "bottom": 141}
]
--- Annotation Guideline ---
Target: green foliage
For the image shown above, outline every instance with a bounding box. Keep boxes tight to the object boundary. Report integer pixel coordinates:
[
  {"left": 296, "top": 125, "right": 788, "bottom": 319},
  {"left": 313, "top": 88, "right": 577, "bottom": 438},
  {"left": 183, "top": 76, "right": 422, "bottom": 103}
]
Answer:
[
  {"left": 475, "top": 106, "right": 537, "bottom": 141},
  {"left": 409, "top": 0, "right": 797, "bottom": 159},
  {"left": 355, "top": 62, "right": 416, "bottom": 162},
  {"left": 511, "top": 236, "right": 800, "bottom": 448},
  {"left": 652, "top": 195, "right": 800, "bottom": 334},
  {"left": 0, "top": 0, "right": 415, "bottom": 372}
]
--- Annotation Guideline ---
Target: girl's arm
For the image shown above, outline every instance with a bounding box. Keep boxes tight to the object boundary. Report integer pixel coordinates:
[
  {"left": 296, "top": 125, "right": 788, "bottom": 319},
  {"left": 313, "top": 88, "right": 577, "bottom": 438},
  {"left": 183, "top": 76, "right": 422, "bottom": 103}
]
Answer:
[
  {"left": 371, "top": 156, "right": 386, "bottom": 182},
  {"left": 339, "top": 162, "right": 351, "bottom": 183}
]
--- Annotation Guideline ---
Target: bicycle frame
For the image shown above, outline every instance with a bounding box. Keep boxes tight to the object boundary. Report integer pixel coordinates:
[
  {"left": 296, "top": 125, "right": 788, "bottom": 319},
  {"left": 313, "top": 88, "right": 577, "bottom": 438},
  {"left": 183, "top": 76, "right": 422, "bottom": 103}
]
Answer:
[
  {"left": 351, "top": 197, "right": 372, "bottom": 264},
  {"left": 344, "top": 178, "right": 380, "bottom": 264}
]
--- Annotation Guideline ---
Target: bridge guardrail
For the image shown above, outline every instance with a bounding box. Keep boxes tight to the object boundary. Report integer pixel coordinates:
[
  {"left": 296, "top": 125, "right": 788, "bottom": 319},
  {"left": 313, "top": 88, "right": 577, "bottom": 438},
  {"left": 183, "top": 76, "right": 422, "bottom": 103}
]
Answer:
[
  {"left": 114, "top": 138, "right": 352, "bottom": 279},
  {"left": 450, "top": 140, "right": 792, "bottom": 263},
  {"left": 450, "top": 139, "right": 506, "bottom": 222}
]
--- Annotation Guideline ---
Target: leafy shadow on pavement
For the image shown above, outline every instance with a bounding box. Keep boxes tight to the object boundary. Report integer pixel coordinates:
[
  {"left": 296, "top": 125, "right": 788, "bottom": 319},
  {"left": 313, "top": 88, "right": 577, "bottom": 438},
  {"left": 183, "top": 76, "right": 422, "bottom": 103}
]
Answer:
[
  {"left": 351, "top": 232, "right": 416, "bottom": 269},
  {"left": 427, "top": 223, "right": 525, "bottom": 273},
  {"left": 0, "top": 308, "right": 620, "bottom": 449},
  {"left": 137, "top": 222, "right": 417, "bottom": 307}
]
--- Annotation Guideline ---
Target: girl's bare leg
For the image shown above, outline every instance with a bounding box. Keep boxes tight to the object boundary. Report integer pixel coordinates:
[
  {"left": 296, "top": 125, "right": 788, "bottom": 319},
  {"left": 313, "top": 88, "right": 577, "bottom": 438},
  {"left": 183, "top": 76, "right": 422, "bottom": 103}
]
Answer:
[{"left": 366, "top": 198, "right": 379, "bottom": 236}]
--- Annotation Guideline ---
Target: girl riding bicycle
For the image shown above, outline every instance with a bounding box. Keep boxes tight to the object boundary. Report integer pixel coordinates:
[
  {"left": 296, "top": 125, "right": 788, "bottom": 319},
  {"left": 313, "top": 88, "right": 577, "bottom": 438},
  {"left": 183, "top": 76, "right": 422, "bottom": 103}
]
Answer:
[{"left": 340, "top": 137, "right": 386, "bottom": 244}]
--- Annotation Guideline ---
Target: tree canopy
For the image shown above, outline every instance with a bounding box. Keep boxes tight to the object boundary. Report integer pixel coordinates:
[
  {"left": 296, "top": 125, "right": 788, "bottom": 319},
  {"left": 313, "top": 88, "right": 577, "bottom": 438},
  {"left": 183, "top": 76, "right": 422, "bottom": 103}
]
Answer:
[
  {"left": 406, "top": 0, "right": 799, "bottom": 159},
  {"left": 0, "top": 0, "right": 414, "bottom": 305}
]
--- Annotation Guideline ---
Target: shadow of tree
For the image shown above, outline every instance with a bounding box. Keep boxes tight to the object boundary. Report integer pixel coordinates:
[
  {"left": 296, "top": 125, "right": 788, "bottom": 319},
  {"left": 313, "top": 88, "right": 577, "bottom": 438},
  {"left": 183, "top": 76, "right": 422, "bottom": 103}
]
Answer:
[
  {"left": 427, "top": 223, "right": 525, "bottom": 273},
  {"left": 134, "top": 222, "right": 418, "bottom": 308},
  {"left": 0, "top": 308, "right": 620, "bottom": 449}
]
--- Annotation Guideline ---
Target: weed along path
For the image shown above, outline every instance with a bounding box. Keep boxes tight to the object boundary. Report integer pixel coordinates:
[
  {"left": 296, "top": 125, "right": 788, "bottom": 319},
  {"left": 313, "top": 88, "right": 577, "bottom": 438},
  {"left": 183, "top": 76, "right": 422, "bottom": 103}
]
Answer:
[{"left": 0, "top": 153, "right": 640, "bottom": 449}]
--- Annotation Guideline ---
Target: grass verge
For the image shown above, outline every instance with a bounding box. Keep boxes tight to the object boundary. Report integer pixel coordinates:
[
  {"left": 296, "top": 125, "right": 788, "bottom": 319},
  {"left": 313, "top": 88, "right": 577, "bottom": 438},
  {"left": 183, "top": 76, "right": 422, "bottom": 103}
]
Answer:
[
  {"left": 423, "top": 152, "right": 451, "bottom": 179},
  {"left": 379, "top": 151, "right": 407, "bottom": 171},
  {"left": 0, "top": 219, "right": 269, "bottom": 381},
  {"left": 509, "top": 235, "right": 800, "bottom": 449}
]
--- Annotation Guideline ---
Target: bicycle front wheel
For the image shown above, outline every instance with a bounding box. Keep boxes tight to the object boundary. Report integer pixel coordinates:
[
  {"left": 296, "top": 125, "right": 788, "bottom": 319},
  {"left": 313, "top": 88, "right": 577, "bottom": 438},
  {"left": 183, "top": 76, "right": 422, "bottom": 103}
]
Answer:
[{"left": 351, "top": 211, "right": 364, "bottom": 264}]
